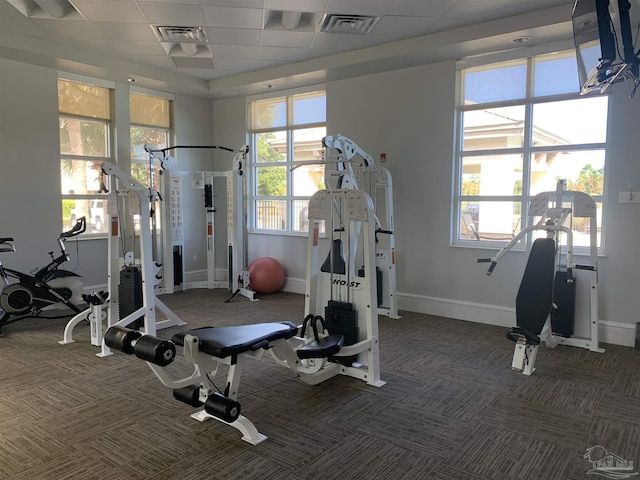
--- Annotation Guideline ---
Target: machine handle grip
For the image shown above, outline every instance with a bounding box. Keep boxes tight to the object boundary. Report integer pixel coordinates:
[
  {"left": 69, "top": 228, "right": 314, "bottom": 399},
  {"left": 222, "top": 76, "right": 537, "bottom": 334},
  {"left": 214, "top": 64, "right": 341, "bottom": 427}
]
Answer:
[
  {"left": 575, "top": 264, "right": 596, "bottom": 271},
  {"left": 487, "top": 262, "right": 497, "bottom": 275},
  {"left": 476, "top": 258, "right": 492, "bottom": 263}
]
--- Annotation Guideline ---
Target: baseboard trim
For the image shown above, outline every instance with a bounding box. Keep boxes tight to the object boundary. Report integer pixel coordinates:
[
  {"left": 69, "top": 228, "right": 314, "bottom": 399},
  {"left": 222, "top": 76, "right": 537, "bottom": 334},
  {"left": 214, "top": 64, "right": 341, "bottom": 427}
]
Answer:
[{"left": 87, "top": 277, "right": 637, "bottom": 348}]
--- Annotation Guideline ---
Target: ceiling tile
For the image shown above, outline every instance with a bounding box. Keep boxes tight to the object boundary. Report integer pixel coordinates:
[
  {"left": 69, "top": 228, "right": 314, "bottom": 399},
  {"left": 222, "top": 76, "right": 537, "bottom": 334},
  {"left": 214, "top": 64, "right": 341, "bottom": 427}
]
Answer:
[
  {"left": 71, "top": 1, "right": 147, "bottom": 23},
  {"left": 137, "top": 3, "right": 205, "bottom": 26},
  {"left": 92, "top": 22, "right": 158, "bottom": 41},
  {"left": 311, "top": 32, "right": 381, "bottom": 53},
  {"left": 108, "top": 40, "right": 167, "bottom": 55},
  {"left": 205, "top": 27, "right": 262, "bottom": 46},
  {"left": 261, "top": 46, "right": 311, "bottom": 61},
  {"left": 325, "top": 0, "right": 388, "bottom": 16},
  {"left": 262, "top": 30, "right": 316, "bottom": 48},
  {"left": 372, "top": 15, "right": 437, "bottom": 37},
  {"left": 199, "top": 0, "right": 264, "bottom": 8},
  {"left": 211, "top": 44, "right": 261, "bottom": 59},
  {"left": 264, "top": 0, "right": 330, "bottom": 13},
  {"left": 202, "top": 6, "right": 264, "bottom": 29},
  {"left": 388, "top": 0, "right": 457, "bottom": 18},
  {"left": 31, "top": 19, "right": 102, "bottom": 40}
]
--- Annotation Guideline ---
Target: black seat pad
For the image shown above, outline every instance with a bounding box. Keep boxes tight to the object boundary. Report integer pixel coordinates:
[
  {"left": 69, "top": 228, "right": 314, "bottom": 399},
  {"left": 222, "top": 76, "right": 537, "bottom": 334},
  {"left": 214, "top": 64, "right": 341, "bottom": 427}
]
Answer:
[
  {"left": 515, "top": 238, "right": 556, "bottom": 336},
  {"left": 172, "top": 322, "right": 298, "bottom": 358}
]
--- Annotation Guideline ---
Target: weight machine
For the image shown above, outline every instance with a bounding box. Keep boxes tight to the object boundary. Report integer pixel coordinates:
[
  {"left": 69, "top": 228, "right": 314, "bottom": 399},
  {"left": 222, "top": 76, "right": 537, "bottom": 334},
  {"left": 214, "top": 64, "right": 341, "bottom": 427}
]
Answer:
[
  {"left": 145, "top": 145, "right": 256, "bottom": 302},
  {"left": 60, "top": 162, "right": 185, "bottom": 356},
  {"left": 296, "top": 134, "right": 400, "bottom": 318},
  {"left": 303, "top": 187, "right": 384, "bottom": 387},
  {"left": 477, "top": 180, "right": 604, "bottom": 375}
]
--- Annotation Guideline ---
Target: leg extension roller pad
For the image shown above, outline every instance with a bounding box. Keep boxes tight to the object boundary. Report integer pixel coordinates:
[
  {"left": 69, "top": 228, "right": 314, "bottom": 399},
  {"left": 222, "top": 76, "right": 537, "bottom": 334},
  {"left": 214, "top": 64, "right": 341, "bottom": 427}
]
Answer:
[
  {"left": 204, "top": 393, "right": 241, "bottom": 423},
  {"left": 104, "top": 326, "right": 176, "bottom": 366},
  {"left": 104, "top": 326, "right": 142, "bottom": 354}
]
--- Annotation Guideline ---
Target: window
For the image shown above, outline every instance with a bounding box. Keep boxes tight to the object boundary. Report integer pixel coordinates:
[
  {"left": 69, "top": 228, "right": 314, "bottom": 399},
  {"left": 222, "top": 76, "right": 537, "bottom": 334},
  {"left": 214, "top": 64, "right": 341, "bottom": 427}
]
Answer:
[
  {"left": 130, "top": 91, "right": 171, "bottom": 188},
  {"left": 130, "top": 91, "right": 172, "bottom": 232},
  {"left": 454, "top": 51, "right": 609, "bottom": 250},
  {"left": 248, "top": 90, "right": 326, "bottom": 232},
  {"left": 59, "top": 78, "right": 112, "bottom": 235}
]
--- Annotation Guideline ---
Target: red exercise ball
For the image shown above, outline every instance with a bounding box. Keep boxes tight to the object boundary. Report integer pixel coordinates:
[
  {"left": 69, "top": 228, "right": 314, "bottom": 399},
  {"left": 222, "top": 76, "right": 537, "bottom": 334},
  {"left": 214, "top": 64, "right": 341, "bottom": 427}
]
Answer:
[{"left": 248, "top": 257, "right": 285, "bottom": 294}]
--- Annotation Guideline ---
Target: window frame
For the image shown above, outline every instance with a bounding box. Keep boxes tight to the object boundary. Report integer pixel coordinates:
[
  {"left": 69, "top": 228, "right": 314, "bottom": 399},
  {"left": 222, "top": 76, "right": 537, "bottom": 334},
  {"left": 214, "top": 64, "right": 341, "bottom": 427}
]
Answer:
[
  {"left": 129, "top": 89, "right": 174, "bottom": 235},
  {"left": 453, "top": 53, "right": 609, "bottom": 255},
  {"left": 247, "top": 87, "right": 326, "bottom": 235},
  {"left": 58, "top": 76, "right": 114, "bottom": 238}
]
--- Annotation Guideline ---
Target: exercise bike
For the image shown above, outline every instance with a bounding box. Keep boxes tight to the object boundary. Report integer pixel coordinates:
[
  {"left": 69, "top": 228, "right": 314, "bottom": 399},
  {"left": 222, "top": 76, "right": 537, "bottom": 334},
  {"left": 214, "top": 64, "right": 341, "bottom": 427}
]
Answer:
[{"left": 0, "top": 217, "right": 87, "bottom": 334}]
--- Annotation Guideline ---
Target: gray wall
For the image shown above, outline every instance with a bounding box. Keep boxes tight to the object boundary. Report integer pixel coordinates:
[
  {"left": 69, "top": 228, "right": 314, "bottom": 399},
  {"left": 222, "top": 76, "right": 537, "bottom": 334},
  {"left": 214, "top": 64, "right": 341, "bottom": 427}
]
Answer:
[
  {"left": 0, "top": 59, "right": 214, "bottom": 291},
  {"left": 3, "top": 53, "right": 639, "bottom": 347},
  {"left": 212, "top": 60, "right": 640, "bottom": 346}
]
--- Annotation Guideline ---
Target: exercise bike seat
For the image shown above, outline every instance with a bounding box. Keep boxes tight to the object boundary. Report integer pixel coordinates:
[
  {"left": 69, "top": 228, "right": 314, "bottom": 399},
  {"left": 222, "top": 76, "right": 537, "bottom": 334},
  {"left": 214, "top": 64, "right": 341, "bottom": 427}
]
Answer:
[{"left": 172, "top": 322, "right": 298, "bottom": 359}]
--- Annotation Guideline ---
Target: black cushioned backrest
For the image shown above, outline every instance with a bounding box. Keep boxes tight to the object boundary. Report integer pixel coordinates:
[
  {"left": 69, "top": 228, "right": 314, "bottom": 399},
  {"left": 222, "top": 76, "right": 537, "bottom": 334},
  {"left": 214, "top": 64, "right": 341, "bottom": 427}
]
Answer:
[
  {"left": 172, "top": 322, "right": 298, "bottom": 358},
  {"left": 515, "top": 238, "right": 556, "bottom": 336}
]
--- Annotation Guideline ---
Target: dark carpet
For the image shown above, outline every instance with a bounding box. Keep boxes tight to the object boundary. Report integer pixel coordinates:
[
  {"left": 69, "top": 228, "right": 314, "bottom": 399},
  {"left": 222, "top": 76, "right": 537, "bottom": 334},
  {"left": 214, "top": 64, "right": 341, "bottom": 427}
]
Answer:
[{"left": 0, "top": 288, "right": 638, "bottom": 479}]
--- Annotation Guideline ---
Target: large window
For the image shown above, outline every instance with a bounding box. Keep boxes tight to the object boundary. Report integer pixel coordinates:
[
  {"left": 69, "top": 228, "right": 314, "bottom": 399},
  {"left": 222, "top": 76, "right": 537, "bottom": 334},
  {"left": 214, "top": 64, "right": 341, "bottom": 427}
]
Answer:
[
  {"left": 248, "top": 90, "right": 326, "bottom": 232},
  {"left": 130, "top": 91, "right": 172, "bottom": 233},
  {"left": 130, "top": 91, "right": 171, "bottom": 188},
  {"left": 59, "top": 78, "right": 112, "bottom": 235},
  {"left": 454, "top": 51, "right": 609, "bottom": 249}
]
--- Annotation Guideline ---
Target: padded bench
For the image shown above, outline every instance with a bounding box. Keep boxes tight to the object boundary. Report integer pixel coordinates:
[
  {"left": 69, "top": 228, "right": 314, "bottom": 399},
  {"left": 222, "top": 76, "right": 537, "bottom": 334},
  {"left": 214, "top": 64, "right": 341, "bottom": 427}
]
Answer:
[{"left": 172, "top": 322, "right": 299, "bottom": 358}]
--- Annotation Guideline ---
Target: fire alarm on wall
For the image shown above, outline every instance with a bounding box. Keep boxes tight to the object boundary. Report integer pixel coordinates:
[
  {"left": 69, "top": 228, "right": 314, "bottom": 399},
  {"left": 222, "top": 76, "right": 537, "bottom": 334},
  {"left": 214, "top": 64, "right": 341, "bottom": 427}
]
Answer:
[{"left": 380, "top": 153, "right": 386, "bottom": 162}]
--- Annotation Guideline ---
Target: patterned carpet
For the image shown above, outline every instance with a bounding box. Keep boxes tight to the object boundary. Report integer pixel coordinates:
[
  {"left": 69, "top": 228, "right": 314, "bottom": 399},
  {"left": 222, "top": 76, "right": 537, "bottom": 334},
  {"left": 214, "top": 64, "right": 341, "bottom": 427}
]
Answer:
[{"left": 0, "top": 289, "right": 639, "bottom": 480}]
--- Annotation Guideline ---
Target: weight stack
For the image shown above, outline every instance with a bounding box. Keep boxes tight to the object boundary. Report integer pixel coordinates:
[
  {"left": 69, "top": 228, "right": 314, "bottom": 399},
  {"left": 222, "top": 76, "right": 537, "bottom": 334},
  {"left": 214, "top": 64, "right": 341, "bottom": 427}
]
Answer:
[
  {"left": 119, "top": 266, "right": 144, "bottom": 330},
  {"left": 550, "top": 270, "right": 576, "bottom": 338},
  {"left": 325, "top": 300, "right": 358, "bottom": 366}
]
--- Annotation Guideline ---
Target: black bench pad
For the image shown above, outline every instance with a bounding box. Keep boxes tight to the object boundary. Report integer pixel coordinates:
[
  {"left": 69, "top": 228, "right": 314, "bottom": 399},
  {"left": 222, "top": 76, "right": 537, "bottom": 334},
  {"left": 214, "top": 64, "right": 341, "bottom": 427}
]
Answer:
[{"left": 172, "top": 322, "right": 298, "bottom": 358}]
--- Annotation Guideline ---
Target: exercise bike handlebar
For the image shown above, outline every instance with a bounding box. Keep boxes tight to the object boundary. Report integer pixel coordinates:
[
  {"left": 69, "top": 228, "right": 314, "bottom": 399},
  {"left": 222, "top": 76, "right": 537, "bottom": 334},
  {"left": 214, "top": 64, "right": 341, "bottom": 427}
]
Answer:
[{"left": 60, "top": 216, "right": 86, "bottom": 239}]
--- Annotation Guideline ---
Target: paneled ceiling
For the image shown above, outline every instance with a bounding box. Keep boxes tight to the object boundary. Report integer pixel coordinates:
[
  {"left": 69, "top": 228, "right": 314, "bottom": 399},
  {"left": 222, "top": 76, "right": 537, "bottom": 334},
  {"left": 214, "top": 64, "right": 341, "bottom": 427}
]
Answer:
[{"left": 0, "top": 0, "right": 611, "bottom": 98}]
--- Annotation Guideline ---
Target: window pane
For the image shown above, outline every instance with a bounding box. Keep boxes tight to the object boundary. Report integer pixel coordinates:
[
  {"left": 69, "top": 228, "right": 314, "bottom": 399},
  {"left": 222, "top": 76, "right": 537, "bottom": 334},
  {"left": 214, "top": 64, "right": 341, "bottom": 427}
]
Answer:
[
  {"left": 531, "top": 201, "right": 602, "bottom": 248},
  {"left": 534, "top": 53, "right": 580, "bottom": 96},
  {"left": 131, "top": 127, "right": 168, "bottom": 161},
  {"left": 293, "top": 127, "right": 325, "bottom": 161},
  {"left": 461, "top": 154, "right": 523, "bottom": 195},
  {"left": 256, "top": 200, "right": 286, "bottom": 230},
  {"left": 293, "top": 165, "right": 325, "bottom": 196},
  {"left": 459, "top": 201, "right": 521, "bottom": 241},
  {"left": 58, "top": 79, "right": 111, "bottom": 119},
  {"left": 130, "top": 93, "right": 170, "bottom": 127},
  {"left": 293, "top": 92, "right": 326, "bottom": 124},
  {"left": 462, "top": 106, "right": 526, "bottom": 151},
  {"left": 60, "top": 118, "right": 108, "bottom": 156},
  {"left": 532, "top": 97, "right": 608, "bottom": 146},
  {"left": 61, "top": 160, "right": 108, "bottom": 195},
  {"left": 464, "top": 61, "right": 526, "bottom": 104},
  {"left": 293, "top": 199, "right": 310, "bottom": 232},
  {"left": 255, "top": 132, "right": 287, "bottom": 162},
  {"left": 256, "top": 166, "right": 287, "bottom": 196},
  {"left": 131, "top": 164, "right": 162, "bottom": 191},
  {"left": 251, "top": 97, "right": 286, "bottom": 129},
  {"left": 63, "top": 199, "right": 108, "bottom": 234},
  {"left": 530, "top": 150, "right": 605, "bottom": 196}
]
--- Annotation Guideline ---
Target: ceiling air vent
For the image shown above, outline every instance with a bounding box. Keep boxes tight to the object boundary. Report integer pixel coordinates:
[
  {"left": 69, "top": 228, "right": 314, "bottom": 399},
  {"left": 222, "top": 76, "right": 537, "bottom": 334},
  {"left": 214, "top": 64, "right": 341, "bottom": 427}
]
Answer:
[
  {"left": 320, "top": 14, "right": 378, "bottom": 35},
  {"left": 153, "top": 26, "right": 207, "bottom": 43}
]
